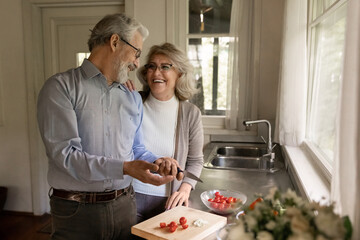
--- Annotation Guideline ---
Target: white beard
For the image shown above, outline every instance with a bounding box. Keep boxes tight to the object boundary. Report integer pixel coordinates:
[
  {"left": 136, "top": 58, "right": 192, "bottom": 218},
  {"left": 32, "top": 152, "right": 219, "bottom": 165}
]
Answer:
[{"left": 116, "top": 61, "right": 129, "bottom": 84}]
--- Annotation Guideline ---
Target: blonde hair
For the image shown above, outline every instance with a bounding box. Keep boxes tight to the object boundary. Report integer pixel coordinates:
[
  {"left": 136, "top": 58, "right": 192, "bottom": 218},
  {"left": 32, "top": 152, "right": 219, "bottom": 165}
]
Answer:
[{"left": 137, "top": 43, "right": 198, "bottom": 101}]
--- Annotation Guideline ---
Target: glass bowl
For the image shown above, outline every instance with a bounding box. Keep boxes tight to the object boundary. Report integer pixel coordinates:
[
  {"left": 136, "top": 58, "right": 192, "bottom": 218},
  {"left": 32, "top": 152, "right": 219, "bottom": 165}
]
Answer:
[
  {"left": 216, "top": 223, "right": 237, "bottom": 240},
  {"left": 200, "top": 189, "right": 247, "bottom": 215}
]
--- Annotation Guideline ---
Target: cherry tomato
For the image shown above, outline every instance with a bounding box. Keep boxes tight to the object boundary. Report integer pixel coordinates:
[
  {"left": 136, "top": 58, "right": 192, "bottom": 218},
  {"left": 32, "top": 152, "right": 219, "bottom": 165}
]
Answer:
[
  {"left": 169, "top": 225, "right": 177, "bottom": 232},
  {"left": 179, "top": 217, "right": 187, "bottom": 225},
  {"left": 215, "top": 191, "right": 220, "bottom": 197},
  {"left": 160, "top": 222, "right": 166, "bottom": 228},
  {"left": 208, "top": 198, "right": 213, "bottom": 202},
  {"left": 226, "top": 197, "right": 234, "bottom": 203},
  {"left": 182, "top": 224, "right": 189, "bottom": 229},
  {"left": 224, "top": 203, "right": 231, "bottom": 209},
  {"left": 218, "top": 203, "right": 225, "bottom": 210},
  {"left": 210, "top": 202, "right": 219, "bottom": 208},
  {"left": 168, "top": 221, "right": 177, "bottom": 227}
]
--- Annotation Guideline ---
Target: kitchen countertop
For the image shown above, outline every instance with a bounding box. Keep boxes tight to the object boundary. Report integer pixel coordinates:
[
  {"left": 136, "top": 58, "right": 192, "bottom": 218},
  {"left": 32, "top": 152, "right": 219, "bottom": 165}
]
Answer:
[{"left": 188, "top": 142, "right": 295, "bottom": 239}]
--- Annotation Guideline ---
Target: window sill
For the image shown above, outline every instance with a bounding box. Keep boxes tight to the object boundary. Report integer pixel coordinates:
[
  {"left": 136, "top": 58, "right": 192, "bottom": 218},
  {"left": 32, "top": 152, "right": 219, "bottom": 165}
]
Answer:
[{"left": 282, "top": 144, "right": 330, "bottom": 204}]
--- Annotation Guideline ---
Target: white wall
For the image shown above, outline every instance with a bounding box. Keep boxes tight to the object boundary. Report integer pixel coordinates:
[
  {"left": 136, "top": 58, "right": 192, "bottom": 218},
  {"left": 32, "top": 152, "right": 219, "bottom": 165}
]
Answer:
[
  {"left": 259, "top": 0, "right": 284, "bottom": 120},
  {"left": 0, "top": 0, "right": 33, "bottom": 212},
  {"left": 0, "top": 0, "right": 284, "bottom": 213}
]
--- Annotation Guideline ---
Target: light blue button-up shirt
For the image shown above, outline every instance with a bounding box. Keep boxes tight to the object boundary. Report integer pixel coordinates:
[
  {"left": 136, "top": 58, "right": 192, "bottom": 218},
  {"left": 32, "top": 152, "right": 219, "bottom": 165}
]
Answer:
[{"left": 37, "top": 59, "right": 158, "bottom": 192}]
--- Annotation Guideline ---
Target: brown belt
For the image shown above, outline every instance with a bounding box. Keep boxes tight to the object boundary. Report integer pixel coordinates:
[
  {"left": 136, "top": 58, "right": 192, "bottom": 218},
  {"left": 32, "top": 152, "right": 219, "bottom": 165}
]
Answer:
[{"left": 51, "top": 186, "right": 131, "bottom": 203}]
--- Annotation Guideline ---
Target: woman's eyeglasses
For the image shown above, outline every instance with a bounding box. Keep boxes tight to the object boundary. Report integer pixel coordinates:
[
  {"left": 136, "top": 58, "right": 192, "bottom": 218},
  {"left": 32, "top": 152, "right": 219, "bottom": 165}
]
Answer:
[
  {"left": 144, "top": 63, "right": 173, "bottom": 72},
  {"left": 120, "top": 38, "right": 141, "bottom": 59}
]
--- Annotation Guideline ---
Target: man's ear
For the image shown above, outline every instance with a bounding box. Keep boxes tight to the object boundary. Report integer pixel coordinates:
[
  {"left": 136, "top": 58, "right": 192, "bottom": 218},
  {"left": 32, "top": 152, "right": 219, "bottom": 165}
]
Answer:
[{"left": 110, "top": 34, "right": 120, "bottom": 51}]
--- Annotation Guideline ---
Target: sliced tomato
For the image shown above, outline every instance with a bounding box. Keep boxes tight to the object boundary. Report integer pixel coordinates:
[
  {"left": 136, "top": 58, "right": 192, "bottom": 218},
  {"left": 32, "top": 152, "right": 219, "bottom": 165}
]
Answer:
[
  {"left": 182, "top": 224, "right": 189, "bottom": 229},
  {"left": 160, "top": 222, "right": 166, "bottom": 228},
  {"left": 249, "top": 197, "right": 263, "bottom": 210}
]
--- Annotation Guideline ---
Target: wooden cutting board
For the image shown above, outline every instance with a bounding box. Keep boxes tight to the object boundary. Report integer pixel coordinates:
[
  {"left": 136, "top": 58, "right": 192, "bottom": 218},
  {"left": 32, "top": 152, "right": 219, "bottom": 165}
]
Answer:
[{"left": 131, "top": 206, "right": 227, "bottom": 240}]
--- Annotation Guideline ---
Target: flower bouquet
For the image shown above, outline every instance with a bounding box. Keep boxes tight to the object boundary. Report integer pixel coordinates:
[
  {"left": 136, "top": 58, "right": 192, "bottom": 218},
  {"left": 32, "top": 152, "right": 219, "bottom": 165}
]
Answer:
[{"left": 226, "top": 188, "right": 352, "bottom": 240}]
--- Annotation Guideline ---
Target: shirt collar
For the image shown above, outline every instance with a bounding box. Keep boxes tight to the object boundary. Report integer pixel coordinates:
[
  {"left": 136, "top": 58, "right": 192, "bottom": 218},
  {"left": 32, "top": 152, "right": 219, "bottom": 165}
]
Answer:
[
  {"left": 81, "top": 59, "right": 127, "bottom": 92},
  {"left": 81, "top": 58, "right": 102, "bottom": 79}
]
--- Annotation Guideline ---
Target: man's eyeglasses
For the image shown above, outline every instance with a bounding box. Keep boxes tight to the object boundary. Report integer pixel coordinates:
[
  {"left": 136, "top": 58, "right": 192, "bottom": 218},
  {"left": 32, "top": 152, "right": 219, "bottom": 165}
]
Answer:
[
  {"left": 144, "top": 63, "right": 173, "bottom": 72},
  {"left": 120, "top": 38, "right": 141, "bottom": 59}
]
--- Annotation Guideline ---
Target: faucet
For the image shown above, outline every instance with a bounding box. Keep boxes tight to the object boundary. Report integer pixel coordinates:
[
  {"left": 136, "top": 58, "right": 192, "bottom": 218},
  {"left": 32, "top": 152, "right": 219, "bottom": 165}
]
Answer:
[{"left": 243, "top": 119, "right": 274, "bottom": 155}]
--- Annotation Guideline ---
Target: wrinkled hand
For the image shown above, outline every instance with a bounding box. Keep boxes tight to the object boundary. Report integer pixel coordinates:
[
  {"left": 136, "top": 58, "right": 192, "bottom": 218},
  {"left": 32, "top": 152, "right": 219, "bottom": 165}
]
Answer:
[
  {"left": 123, "top": 160, "right": 174, "bottom": 186},
  {"left": 124, "top": 79, "right": 136, "bottom": 91},
  {"left": 165, "top": 183, "right": 192, "bottom": 209},
  {"left": 154, "top": 158, "right": 184, "bottom": 181}
]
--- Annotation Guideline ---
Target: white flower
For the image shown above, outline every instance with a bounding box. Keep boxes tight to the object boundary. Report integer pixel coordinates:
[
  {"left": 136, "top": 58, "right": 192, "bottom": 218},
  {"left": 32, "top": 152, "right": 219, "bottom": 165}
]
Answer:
[
  {"left": 315, "top": 235, "right": 328, "bottom": 240},
  {"left": 315, "top": 209, "right": 345, "bottom": 238},
  {"left": 265, "top": 187, "right": 278, "bottom": 201},
  {"left": 288, "top": 232, "right": 313, "bottom": 240},
  {"left": 265, "top": 220, "right": 276, "bottom": 231},
  {"left": 286, "top": 207, "right": 302, "bottom": 218},
  {"left": 244, "top": 215, "right": 258, "bottom": 230},
  {"left": 290, "top": 215, "right": 310, "bottom": 234},
  {"left": 283, "top": 189, "right": 303, "bottom": 206},
  {"left": 232, "top": 188, "right": 351, "bottom": 240},
  {"left": 256, "top": 231, "right": 274, "bottom": 240},
  {"left": 228, "top": 222, "right": 255, "bottom": 240}
]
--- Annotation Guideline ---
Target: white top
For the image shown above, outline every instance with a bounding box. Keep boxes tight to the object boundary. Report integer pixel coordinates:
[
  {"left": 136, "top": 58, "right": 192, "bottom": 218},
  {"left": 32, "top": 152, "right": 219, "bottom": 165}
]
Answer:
[{"left": 133, "top": 93, "right": 179, "bottom": 196}]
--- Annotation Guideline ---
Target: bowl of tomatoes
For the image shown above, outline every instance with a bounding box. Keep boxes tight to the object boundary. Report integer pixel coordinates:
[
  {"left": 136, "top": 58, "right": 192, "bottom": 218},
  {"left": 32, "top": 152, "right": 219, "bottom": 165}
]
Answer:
[{"left": 201, "top": 189, "right": 247, "bottom": 215}]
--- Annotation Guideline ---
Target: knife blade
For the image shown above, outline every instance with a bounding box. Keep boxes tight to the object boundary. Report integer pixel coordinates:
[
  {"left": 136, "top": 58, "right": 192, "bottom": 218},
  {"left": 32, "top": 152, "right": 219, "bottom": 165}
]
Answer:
[{"left": 177, "top": 167, "right": 203, "bottom": 183}]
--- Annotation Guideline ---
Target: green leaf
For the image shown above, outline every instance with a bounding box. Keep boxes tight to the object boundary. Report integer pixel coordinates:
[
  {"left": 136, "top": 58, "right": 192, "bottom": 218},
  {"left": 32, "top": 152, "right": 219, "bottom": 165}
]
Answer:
[{"left": 342, "top": 216, "right": 352, "bottom": 240}]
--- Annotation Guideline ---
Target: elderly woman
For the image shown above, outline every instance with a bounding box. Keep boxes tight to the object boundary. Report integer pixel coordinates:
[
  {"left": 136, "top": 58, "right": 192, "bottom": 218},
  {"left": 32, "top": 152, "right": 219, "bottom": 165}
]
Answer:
[{"left": 133, "top": 42, "right": 204, "bottom": 222}]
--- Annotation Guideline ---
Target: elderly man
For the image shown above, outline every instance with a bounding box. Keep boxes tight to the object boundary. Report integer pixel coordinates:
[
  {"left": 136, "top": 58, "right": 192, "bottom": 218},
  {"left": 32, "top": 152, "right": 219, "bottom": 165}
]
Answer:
[{"left": 37, "top": 13, "right": 180, "bottom": 240}]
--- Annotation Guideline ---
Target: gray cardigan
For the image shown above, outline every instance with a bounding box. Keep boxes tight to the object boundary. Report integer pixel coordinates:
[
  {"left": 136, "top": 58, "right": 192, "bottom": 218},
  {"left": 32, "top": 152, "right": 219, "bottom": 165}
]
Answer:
[
  {"left": 140, "top": 92, "right": 204, "bottom": 194},
  {"left": 171, "top": 100, "right": 204, "bottom": 193}
]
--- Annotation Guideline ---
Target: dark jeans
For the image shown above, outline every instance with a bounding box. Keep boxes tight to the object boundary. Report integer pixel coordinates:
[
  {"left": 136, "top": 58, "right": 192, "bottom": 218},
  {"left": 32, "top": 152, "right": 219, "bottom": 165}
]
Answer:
[
  {"left": 50, "top": 186, "right": 136, "bottom": 240},
  {"left": 135, "top": 192, "right": 167, "bottom": 223}
]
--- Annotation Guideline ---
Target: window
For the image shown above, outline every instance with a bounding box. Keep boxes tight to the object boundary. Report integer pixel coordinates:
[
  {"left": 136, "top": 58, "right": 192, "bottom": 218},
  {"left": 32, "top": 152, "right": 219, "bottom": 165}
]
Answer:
[
  {"left": 307, "top": 0, "right": 347, "bottom": 170},
  {"left": 76, "top": 52, "right": 90, "bottom": 67},
  {"left": 187, "top": 0, "right": 233, "bottom": 115}
]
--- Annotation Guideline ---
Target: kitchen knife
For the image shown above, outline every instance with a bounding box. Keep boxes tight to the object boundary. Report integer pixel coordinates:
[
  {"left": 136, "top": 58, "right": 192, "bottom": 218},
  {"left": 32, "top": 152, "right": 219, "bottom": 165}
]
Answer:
[{"left": 177, "top": 167, "right": 203, "bottom": 183}]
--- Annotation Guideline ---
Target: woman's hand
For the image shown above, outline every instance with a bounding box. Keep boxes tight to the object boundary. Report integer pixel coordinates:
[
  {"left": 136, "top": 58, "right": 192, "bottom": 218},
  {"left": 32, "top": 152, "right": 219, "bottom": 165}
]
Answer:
[
  {"left": 165, "top": 183, "right": 192, "bottom": 209},
  {"left": 124, "top": 79, "right": 136, "bottom": 91}
]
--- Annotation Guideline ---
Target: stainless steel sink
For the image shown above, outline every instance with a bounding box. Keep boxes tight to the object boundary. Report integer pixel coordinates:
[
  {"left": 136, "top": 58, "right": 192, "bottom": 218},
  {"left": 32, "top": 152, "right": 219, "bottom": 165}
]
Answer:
[
  {"left": 204, "top": 143, "right": 283, "bottom": 172},
  {"left": 216, "top": 146, "right": 267, "bottom": 158}
]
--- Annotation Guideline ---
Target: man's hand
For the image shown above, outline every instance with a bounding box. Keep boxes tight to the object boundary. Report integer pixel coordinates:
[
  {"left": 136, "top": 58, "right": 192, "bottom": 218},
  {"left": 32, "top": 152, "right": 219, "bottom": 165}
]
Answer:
[
  {"left": 123, "top": 160, "right": 174, "bottom": 186},
  {"left": 124, "top": 79, "right": 136, "bottom": 91},
  {"left": 154, "top": 158, "right": 184, "bottom": 181}
]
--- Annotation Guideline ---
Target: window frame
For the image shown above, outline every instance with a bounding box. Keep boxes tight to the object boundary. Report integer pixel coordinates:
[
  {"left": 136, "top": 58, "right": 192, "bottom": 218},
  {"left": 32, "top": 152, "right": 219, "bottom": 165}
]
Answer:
[
  {"left": 305, "top": 0, "right": 348, "bottom": 183},
  {"left": 177, "top": 0, "right": 261, "bottom": 135}
]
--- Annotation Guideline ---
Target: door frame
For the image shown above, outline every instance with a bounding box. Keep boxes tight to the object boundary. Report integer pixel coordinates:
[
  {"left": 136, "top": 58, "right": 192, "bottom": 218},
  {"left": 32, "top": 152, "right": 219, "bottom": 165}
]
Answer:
[{"left": 22, "top": 0, "right": 127, "bottom": 215}]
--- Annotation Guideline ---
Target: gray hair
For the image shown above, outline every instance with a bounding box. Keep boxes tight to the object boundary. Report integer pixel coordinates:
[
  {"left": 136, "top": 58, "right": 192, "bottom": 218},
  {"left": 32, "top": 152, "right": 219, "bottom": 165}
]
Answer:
[
  {"left": 88, "top": 13, "right": 149, "bottom": 51},
  {"left": 137, "top": 43, "right": 198, "bottom": 101}
]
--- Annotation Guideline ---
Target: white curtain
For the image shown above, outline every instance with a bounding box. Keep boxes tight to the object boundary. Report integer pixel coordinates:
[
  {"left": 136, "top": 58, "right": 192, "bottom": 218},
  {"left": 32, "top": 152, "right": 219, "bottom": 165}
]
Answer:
[
  {"left": 225, "top": 0, "right": 252, "bottom": 130},
  {"left": 274, "top": 0, "right": 307, "bottom": 146},
  {"left": 331, "top": 0, "right": 360, "bottom": 238}
]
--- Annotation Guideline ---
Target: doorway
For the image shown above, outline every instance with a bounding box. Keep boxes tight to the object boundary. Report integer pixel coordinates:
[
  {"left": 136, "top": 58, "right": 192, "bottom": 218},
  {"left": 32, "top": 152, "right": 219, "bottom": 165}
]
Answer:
[{"left": 23, "top": 0, "right": 124, "bottom": 215}]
